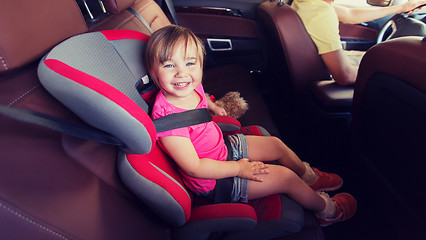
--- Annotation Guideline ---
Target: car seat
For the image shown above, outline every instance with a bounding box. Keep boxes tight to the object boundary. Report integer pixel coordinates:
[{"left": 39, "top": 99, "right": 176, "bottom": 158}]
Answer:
[
  {"left": 257, "top": 0, "right": 354, "bottom": 112},
  {"left": 351, "top": 36, "right": 426, "bottom": 239},
  {"left": 257, "top": 0, "right": 355, "bottom": 162},
  {"left": 36, "top": 28, "right": 325, "bottom": 240}
]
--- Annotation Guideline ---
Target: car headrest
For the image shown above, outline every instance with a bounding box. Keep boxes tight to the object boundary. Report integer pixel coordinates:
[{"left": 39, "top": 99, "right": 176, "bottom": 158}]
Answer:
[
  {"left": 353, "top": 36, "right": 426, "bottom": 126},
  {"left": 38, "top": 30, "right": 157, "bottom": 154},
  {"left": 103, "top": 0, "right": 135, "bottom": 15},
  {"left": 0, "top": 0, "right": 87, "bottom": 74},
  {"left": 355, "top": 36, "right": 426, "bottom": 103}
]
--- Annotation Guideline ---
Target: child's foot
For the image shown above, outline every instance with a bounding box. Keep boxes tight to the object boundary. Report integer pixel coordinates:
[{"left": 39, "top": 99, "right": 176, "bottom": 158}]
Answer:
[
  {"left": 317, "top": 193, "right": 357, "bottom": 227},
  {"left": 309, "top": 168, "right": 343, "bottom": 191}
]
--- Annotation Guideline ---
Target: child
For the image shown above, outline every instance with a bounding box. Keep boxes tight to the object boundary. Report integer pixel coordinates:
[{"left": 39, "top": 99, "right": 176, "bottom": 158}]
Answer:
[{"left": 146, "top": 25, "right": 356, "bottom": 226}]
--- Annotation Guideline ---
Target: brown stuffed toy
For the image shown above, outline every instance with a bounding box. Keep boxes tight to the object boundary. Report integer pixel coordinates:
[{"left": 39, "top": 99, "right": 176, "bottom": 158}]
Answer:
[{"left": 206, "top": 91, "right": 249, "bottom": 119}]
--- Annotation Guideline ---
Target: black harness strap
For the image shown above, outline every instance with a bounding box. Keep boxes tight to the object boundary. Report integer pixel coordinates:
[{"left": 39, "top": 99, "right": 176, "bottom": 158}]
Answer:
[
  {"left": 0, "top": 105, "right": 123, "bottom": 145},
  {"left": 153, "top": 108, "right": 212, "bottom": 133}
]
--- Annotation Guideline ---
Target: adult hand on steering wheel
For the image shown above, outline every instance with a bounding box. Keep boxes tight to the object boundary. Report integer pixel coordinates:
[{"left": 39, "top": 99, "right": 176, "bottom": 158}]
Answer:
[
  {"left": 398, "top": 0, "right": 426, "bottom": 14},
  {"left": 376, "top": 0, "right": 426, "bottom": 43}
]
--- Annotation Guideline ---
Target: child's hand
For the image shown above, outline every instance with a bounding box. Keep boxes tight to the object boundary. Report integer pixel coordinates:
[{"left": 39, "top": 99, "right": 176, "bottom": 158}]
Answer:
[
  {"left": 237, "top": 158, "right": 269, "bottom": 182},
  {"left": 212, "top": 105, "right": 227, "bottom": 116}
]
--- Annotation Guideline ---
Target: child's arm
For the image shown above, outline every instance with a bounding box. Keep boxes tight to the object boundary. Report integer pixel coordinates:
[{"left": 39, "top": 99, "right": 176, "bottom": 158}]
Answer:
[
  {"left": 160, "top": 136, "right": 268, "bottom": 181},
  {"left": 206, "top": 96, "right": 227, "bottom": 116}
]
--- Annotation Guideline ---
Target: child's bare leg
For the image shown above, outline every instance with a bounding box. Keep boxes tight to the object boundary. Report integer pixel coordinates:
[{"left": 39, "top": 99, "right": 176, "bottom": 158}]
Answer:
[
  {"left": 246, "top": 135, "right": 343, "bottom": 191},
  {"left": 246, "top": 135, "right": 306, "bottom": 176},
  {"left": 247, "top": 164, "right": 325, "bottom": 212}
]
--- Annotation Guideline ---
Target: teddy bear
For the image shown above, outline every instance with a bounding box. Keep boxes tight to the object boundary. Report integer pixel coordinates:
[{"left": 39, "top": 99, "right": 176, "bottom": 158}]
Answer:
[{"left": 206, "top": 91, "right": 249, "bottom": 119}]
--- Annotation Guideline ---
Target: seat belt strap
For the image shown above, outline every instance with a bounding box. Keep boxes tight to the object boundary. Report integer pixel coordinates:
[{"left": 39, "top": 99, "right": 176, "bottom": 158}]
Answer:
[
  {"left": 0, "top": 105, "right": 123, "bottom": 146},
  {"left": 163, "top": 0, "right": 179, "bottom": 25},
  {"left": 127, "top": 7, "right": 154, "bottom": 34},
  {"left": 0, "top": 105, "right": 211, "bottom": 146}
]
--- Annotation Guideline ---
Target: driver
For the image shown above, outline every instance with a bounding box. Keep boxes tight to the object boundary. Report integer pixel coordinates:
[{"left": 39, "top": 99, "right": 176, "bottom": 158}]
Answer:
[{"left": 291, "top": 0, "right": 426, "bottom": 85}]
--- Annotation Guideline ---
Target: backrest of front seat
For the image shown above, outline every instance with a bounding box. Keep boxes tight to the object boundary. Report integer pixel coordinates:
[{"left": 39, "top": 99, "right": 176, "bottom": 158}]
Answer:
[
  {"left": 257, "top": 1, "right": 331, "bottom": 102},
  {"left": 352, "top": 36, "right": 426, "bottom": 129},
  {"left": 351, "top": 36, "right": 426, "bottom": 239}
]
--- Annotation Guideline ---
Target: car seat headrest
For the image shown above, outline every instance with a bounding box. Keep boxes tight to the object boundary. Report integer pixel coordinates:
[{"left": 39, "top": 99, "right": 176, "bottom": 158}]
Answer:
[
  {"left": 103, "top": 0, "right": 135, "bottom": 15},
  {"left": 0, "top": 0, "right": 87, "bottom": 74},
  {"left": 38, "top": 30, "right": 156, "bottom": 154}
]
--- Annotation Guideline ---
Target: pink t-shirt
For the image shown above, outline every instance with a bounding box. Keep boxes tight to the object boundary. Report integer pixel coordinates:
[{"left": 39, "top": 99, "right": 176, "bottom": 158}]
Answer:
[{"left": 151, "top": 84, "right": 228, "bottom": 193}]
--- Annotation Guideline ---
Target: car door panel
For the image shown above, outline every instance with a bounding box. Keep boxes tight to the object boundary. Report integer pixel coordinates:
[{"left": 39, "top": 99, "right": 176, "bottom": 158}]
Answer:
[
  {"left": 173, "top": 0, "right": 265, "bottom": 70},
  {"left": 339, "top": 23, "right": 379, "bottom": 50},
  {"left": 173, "top": 0, "right": 264, "bottom": 19}
]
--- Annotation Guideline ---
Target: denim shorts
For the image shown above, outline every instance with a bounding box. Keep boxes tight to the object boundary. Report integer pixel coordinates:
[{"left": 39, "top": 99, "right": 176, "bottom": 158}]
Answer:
[{"left": 210, "top": 134, "right": 249, "bottom": 203}]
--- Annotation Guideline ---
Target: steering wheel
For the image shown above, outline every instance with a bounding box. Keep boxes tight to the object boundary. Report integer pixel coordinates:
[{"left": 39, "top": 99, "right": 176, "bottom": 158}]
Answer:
[
  {"left": 377, "top": 19, "right": 397, "bottom": 43},
  {"left": 377, "top": 14, "right": 426, "bottom": 43}
]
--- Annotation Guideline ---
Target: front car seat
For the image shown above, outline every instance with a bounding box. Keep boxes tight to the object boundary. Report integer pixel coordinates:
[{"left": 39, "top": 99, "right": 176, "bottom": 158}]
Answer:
[
  {"left": 257, "top": 0, "right": 355, "bottom": 163},
  {"left": 351, "top": 36, "right": 426, "bottom": 239},
  {"left": 257, "top": 0, "right": 354, "bottom": 113}
]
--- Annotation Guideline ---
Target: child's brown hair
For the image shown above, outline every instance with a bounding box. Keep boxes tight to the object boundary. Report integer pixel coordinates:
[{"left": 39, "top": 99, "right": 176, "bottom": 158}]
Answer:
[{"left": 145, "top": 25, "right": 206, "bottom": 82}]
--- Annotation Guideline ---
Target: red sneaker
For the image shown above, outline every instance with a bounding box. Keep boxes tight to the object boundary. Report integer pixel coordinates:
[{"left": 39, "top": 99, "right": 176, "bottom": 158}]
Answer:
[
  {"left": 318, "top": 193, "right": 357, "bottom": 227},
  {"left": 309, "top": 168, "right": 343, "bottom": 191}
]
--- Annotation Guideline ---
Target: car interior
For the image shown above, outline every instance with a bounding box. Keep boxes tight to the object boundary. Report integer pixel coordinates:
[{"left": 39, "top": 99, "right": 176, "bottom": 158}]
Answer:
[{"left": 1, "top": 0, "right": 425, "bottom": 239}]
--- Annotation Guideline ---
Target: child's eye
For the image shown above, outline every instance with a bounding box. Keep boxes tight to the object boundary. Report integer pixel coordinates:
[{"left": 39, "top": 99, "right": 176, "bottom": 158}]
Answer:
[
  {"left": 163, "top": 64, "right": 174, "bottom": 68},
  {"left": 186, "top": 62, "right": 196, "bottom": 66}
]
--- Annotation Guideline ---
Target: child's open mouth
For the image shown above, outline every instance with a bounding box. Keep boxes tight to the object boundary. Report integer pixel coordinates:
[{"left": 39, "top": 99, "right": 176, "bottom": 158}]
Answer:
[{"left": 174, "top": 82, "right": 189, "bottom": 88}]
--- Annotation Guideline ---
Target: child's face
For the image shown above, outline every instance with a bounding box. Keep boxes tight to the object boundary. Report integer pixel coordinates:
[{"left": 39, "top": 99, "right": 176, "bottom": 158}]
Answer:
[{"left": 152, "top": 40, "right": 202, "bottom": 101}]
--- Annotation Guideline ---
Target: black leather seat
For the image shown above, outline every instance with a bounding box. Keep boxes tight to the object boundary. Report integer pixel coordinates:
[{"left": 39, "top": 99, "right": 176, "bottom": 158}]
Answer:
[
  {"left": 351, "top": 36, "right": 426, "bottom": 239},
  {"left": 257, "top": 0, "right": 354, "bottom": 161},
  {"left": 257, "top": 1, "right": 354, "bottom": 110}
]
